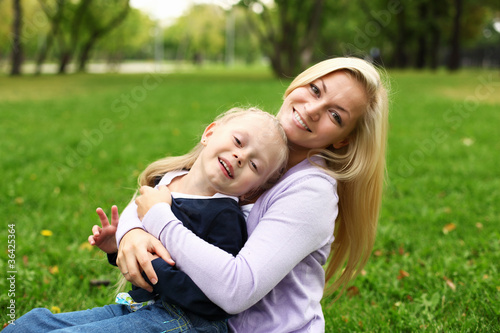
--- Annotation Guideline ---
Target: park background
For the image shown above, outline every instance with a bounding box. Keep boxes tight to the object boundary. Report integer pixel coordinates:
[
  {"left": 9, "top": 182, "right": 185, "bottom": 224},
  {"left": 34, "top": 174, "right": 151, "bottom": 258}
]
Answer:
[{"left": 1, "top": 0, "right": 499, "bottom": 331}]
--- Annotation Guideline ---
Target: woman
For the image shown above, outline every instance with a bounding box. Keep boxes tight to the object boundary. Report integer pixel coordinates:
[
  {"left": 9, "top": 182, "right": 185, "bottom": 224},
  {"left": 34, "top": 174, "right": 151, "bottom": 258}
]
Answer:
[{"left": 117, "top": 57, "right": 389, "bottom": 332}]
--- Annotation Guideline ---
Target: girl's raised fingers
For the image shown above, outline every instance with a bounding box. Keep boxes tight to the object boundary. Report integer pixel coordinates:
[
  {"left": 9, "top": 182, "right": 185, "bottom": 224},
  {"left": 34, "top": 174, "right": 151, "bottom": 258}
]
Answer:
[
  {"left": 92, "top": 224, "right": 102, "bottom": 236},
  {"left": 95, "top": 207, "right": 110, "bottom": 227},
  {"left": 111, "top": 205, "right": 119, "bottom": 225}
]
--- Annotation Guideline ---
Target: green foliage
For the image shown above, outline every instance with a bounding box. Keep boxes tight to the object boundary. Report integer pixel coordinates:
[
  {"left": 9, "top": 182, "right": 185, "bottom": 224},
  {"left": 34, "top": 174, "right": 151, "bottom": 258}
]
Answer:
[
  {"left": 0, "top": 68, "right": 498, "bottom": 331},
  {"left": 95, "top": 7, "right": 155, "bottom": 60},
  {"left": 164, "top": 4, "right": 229, "bottom": 62}
]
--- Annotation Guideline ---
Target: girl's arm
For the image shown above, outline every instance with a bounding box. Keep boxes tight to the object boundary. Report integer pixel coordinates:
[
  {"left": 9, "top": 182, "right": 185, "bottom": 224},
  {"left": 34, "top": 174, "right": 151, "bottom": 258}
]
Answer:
[{"left": 140, "top": 174, "right": 337, "bottom": 314}]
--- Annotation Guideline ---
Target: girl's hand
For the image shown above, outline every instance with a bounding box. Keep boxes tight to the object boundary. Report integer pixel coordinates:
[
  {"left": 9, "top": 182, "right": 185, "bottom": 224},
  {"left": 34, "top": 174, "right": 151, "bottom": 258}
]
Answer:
[
  {"left": 135, "top": 185, "right": 172, "bottom": 220},
  {"left": 117, "top": 228, "right": 174, "bottom": 292},
  {"left": 88, "top": 205, "right": 119, "bottom": 254}
]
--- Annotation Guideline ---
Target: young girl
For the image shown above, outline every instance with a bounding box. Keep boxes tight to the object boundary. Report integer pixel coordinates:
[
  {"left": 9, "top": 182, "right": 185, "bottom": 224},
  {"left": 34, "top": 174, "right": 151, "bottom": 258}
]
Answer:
[
  {"left": 3, "top": 107, "right": 288, "bottom": 332},
  {"left": 115, "top": 57, "right": 390, "bottom": 332}
]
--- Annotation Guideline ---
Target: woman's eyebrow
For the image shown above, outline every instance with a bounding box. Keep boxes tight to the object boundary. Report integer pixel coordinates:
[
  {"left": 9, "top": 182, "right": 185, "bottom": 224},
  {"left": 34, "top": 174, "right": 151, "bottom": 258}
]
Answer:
[
  {"left": 320, "top": 78, "right": 327, "bottom": 93},
  {"left": 335, "top": 104, "right": 351, "bottom": 119}
]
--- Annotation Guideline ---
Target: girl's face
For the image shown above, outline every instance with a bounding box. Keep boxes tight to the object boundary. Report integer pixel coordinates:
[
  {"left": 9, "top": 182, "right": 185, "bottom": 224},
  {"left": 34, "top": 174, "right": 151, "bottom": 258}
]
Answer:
[
  {"left": 278, "top": 70, "right": 368, "bottom": 157},
  {"left": 198, "top": 115, "right": 284, "bottom": 197}
]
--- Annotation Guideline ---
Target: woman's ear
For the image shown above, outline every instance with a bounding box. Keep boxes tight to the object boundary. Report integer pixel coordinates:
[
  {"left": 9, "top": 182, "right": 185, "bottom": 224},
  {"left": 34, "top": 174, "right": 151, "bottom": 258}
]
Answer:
[
  {"left": 332, "top": 138, "right": 350, "bottom": 149},
  {"left": 201, "top": 122, "right": 217, "bottom": 146}
]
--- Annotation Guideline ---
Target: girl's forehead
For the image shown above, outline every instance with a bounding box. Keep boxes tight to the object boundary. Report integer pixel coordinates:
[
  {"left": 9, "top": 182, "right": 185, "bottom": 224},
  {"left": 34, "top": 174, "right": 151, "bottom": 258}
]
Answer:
[{"left": 224, "top": 115, "right": 273, "bottom": 129}]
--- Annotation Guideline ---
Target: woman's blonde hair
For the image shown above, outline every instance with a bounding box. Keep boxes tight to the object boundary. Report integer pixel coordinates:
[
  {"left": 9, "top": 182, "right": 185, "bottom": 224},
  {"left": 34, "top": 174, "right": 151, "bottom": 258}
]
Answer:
[
  {"left": 139, "top": 106, "right": 288, "bottom": 192},
  {"left": 285, "top": 57, "right": 389, "bottom": 298}
]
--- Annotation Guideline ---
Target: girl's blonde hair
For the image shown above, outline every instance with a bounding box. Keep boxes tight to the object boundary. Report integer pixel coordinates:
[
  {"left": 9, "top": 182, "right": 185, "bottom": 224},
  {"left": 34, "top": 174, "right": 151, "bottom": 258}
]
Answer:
[
  {"left": 285, "top": 57, "right": 389, "bottom": 298},
  {"left": 139, "top": 106, "right": 288, "bottom": 193},
  {"left": 117, "top": 107, "right": 288, "bottom": 292}
]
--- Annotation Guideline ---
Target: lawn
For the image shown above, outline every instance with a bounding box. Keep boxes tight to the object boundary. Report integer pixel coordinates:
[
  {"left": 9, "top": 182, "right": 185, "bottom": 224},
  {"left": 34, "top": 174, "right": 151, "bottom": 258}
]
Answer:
[{"left": 1, "top": 66, "right": 499, "bottom": 332}]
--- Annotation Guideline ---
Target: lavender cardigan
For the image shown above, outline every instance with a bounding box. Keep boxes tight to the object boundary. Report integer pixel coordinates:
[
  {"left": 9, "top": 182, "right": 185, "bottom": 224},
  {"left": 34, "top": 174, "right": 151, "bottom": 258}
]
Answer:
[{"left": 117, "top": 157, "right": 338, "bottom": 332}]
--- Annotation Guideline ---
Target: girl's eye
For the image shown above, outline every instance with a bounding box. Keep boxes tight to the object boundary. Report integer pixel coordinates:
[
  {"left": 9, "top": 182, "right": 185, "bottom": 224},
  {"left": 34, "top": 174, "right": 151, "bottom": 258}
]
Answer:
[
  {"left": 234, "top": 136, "right": 242, "bottom": 146},
  {"left": 331, "top": 111, "right": 342, "bottom": 125},
  {"left": 250, "top": 161, "right": 258, "bottom": 171},
  {"left": 310, "top": 84, "right": 320, "bottom": 97}
]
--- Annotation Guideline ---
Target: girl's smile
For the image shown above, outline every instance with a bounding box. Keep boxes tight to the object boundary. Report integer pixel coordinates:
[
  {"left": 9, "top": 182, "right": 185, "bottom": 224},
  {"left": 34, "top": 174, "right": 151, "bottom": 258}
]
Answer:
[{"left": 218, "top": 157, "right": 234, "bottom": 179}]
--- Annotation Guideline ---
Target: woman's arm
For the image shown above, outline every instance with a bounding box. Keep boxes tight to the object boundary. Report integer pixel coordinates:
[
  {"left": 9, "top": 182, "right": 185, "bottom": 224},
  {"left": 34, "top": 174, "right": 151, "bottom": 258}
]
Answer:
[
  {"left": 128, "top": 205, "right": 247, "bottom": 320},
  {"left": 141, "top": 174, "right": 337, "bottom": 314},
  {"left": 115, "top": 199, "right": 173, "bottom": 292},
  {"left": 115, "top": 199, "right": 145, "bottom": 246}
]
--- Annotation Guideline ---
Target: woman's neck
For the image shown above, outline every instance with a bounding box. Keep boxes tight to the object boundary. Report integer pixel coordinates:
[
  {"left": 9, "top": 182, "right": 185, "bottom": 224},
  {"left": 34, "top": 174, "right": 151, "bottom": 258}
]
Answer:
[{"left": 285, "top": 148, "right": 310, "bottom": 171}]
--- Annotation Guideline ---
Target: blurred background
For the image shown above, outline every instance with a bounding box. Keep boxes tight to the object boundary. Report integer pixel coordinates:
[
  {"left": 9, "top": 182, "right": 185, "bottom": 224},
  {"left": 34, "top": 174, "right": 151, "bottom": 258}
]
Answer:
[{"left": 2, "top": 0, "right": 500, "bottom": 77}]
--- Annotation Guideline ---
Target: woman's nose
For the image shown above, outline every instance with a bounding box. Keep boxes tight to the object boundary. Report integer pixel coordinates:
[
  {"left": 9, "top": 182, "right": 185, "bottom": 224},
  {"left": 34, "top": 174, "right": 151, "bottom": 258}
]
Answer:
[{"left": 304, "top": 102, "right": 321, "bottom": 121}]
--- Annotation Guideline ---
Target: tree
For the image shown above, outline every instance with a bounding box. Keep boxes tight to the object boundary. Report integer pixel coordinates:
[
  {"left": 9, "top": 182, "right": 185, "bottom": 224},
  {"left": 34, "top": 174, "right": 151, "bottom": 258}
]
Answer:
[
  {"left": 239, "top": 0, "right": 325, "bottom": 78},
  {"left": 165, "top": 4, "right": 226, "bottom": 64},
  {"left": 36, "top": 0, "right": 130, "bottom": 74},
  {"left": 10, "top": 0, "right": 23, "bottom": 75},
  {"left": 94, "top": 8, "right": 155, "bottom": 65},
  {"left": 36, "top": 0, "right": 65, "bottom": 75},
  {"left": 77, "top": 0, "right": 129, "bottom": 72}
]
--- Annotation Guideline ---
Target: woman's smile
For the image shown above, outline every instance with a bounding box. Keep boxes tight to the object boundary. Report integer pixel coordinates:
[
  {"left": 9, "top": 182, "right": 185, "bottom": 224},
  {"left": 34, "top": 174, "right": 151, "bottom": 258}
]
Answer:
[{"left": 293, "top": 109, "right": 311, "bottom": 132}]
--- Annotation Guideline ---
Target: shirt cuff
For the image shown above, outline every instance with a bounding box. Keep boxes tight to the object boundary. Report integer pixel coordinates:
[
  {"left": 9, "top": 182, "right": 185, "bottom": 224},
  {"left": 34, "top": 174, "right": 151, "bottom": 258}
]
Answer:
[
  {"left": 142, "top": 202, "right": 178, "bottom": 239},
  {"left": 116, "top": 221, "right": 145, "bottom": 247}
]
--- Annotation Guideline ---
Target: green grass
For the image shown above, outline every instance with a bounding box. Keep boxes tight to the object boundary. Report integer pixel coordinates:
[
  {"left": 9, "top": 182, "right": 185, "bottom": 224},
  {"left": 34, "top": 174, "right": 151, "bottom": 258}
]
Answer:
[{"left": 1, "top": 67, "right": 499, "bottom": 331}]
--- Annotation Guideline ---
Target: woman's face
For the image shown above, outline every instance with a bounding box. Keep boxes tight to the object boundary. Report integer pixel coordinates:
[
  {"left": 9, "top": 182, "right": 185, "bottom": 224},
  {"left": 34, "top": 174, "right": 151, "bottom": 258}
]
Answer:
[{"left": 278, "top": 70, "right": 368, "bottom": 155}]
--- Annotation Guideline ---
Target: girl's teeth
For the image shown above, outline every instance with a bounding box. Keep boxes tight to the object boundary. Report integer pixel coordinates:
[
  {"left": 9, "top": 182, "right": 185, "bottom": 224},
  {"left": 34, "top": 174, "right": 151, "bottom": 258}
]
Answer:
[
  {"left": 220, "top": 159, "right": 232, "bottom": 177},
  {"left": 294, "top": 111, "right": 311, "bottom": 131}
]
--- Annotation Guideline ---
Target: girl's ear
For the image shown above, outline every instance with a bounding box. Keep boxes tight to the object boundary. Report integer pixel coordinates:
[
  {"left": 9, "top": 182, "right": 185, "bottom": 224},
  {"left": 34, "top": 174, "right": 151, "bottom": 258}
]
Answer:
[
  {"left": 332, "top": 138, "right": 350, "bottom": 149},
  {"left": 201, "top": 122, "right": 217, "bottom": 146}
]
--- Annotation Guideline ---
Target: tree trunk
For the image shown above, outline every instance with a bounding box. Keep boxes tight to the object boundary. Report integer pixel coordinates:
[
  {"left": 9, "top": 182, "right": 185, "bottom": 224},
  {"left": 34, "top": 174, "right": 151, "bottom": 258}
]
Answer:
[
  {"left": 35, "top": 34, "right": 53, "bottom": 75},
  {"left": 78, "top": 40, "right": 93, "bottom": 72},
  {"left": 448, "top": 0, "right": 462, "bottom": 71},
  {"left": 244, "top": 0, "right": 325, "bottom": 78},
  {"left": 58, "top": 51, "right": 72, "bottom": 74},
  {"left": 36, "top": 0, "right": 65, "bottom": 75},
  {"left": 428, "top": 1, "right": 442, "bottom": 71},
  {"left": 393, "top": 8, "right": 408, "bottom": 68},
  {"left": 415, "top": 2, "right": 428, "bottom": 69},
  {"left": 429, "top": 25, "right": 440, "bottom": 70},
  {"left": 10, "top": 0, "right": 23, "bottom": 76}
]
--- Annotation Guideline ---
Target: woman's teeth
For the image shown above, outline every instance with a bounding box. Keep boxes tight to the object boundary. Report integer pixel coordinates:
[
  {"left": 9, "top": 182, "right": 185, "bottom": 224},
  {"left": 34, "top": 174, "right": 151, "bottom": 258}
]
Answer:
[{"left": 294, "top": 111, "right": 311, "bottom": 132}]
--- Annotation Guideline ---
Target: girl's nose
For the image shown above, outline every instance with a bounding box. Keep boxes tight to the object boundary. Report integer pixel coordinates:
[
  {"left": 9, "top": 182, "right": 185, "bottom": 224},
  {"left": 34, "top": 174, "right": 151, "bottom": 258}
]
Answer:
[{"left": 233, "top": 154, "right": 242, "bottom": 166}]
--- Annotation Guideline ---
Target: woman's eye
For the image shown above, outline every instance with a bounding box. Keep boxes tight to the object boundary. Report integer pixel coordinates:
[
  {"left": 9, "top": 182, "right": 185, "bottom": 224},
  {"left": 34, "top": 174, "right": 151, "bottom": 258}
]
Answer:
[
  {"left": 331, "top": 111, "right": 342, "bottom": 125},
  {"left": 310, "top": 84, "right": 320, "bottom": 97}
]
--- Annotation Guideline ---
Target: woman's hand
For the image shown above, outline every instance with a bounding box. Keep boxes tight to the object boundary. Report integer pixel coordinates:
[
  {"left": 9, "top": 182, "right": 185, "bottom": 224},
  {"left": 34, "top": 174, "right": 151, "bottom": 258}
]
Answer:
[
  {"left": 135, "top": 185, "right": 172, "bottom": 220},
  {"left": 117, "top": 228, "right": 174, "bottom": 292},
  {"left": 88, "top": 205, "right": 119, "bottom": 254}
]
